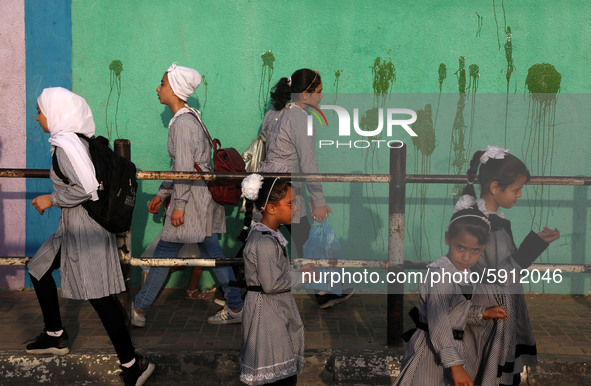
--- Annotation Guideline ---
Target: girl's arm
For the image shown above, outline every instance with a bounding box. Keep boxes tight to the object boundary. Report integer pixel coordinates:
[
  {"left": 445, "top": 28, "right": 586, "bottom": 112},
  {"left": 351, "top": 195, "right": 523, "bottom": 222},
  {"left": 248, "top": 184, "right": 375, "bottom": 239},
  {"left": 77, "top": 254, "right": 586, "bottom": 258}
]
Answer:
[
  {"left": 253, "top": 237, "right": 292, "bottom": 294},
  {"left": 50, "top": 147, "right": 92, "bottom": 208},
  {"left": 512, "top": 230, "right": 550, "bottom": 268}
]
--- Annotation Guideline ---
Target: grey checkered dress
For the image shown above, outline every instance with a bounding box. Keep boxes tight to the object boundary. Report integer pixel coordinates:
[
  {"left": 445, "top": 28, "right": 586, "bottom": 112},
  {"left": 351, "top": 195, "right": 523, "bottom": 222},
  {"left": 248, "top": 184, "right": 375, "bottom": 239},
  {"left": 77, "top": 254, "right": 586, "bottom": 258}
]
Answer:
[
  {"left": 28, "top": 145, "right": 125, "bottom": 300},
  {"left": 240, "top": 225, "right": 304, "bottom": 385},
  {"left": 393, "top": 256, "right": 493, "bottom": 386},
  {"left": 259, "top": 104, "right": 326, "bottom": 223},
  {"left": 157, "top": 110, "right": 226, "bottom": 243}
]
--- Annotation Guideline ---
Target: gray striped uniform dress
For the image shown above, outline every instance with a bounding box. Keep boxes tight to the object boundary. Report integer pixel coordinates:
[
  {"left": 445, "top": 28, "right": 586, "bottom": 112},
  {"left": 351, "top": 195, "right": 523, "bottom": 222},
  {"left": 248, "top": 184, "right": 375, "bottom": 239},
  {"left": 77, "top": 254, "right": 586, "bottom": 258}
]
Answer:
[
  {"left": 158, "top": 110, "right": 225, "bottom": 243},
  {"left": 393, "top": 256, "right": 493, "bottom": 386},
  {"left": 259, "top": 104, "right": 326, "bottom": 223},
  {"left": 28, "top": 144, "right": 125, "bottom": 300},
  {"left": 240, "top": 225, "right": 304, "bottom": 385},
  {"left": 466, "top": 208, "right": 548, "bottom": 385}
]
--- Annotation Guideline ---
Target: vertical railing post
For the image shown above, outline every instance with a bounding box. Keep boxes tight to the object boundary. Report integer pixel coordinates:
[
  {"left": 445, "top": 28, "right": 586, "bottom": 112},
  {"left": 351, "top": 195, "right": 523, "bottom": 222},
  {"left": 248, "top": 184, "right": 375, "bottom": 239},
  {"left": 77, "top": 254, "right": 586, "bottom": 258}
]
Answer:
[
  {"left": 387, "top": 143, "right": 406, "bottom": 346},
  {"left": 114, "top": 139, "right": 133, "bottom": 321}
]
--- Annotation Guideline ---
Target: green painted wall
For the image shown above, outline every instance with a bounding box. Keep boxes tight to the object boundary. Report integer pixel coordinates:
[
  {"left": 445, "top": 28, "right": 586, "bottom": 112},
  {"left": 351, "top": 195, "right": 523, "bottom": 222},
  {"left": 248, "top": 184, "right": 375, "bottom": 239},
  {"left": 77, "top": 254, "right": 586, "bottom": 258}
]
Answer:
[{"left": 71, "top": 0, "right": 591, "bottom": 292}]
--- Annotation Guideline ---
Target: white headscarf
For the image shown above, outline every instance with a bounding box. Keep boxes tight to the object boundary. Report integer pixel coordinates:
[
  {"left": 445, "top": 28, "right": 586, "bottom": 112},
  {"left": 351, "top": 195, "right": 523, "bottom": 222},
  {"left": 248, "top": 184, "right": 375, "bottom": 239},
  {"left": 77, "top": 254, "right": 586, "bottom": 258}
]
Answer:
[
  {"left": 167, "top": 62, "right": 202, "bottom": 101},
  {"left": 38, "top": 87, "right": 99, "bottom": 201}
]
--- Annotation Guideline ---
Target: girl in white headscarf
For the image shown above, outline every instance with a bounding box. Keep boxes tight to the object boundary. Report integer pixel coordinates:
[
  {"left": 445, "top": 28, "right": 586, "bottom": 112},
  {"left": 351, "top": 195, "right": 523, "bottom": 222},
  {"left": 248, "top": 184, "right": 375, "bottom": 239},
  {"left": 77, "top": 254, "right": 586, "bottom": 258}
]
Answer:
[
  {"left": 131, "top": 63, "right": 244, "bottom": 327},
  {"left": 26, "top": 87, "right": 154, "bottom": 385}
]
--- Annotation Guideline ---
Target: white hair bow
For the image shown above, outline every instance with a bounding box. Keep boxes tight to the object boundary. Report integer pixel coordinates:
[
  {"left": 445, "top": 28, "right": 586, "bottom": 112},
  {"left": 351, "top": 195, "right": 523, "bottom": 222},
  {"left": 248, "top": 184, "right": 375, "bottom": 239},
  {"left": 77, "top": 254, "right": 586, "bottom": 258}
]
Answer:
[{"left": 480, "top": 145, "right": 509, "bottom": 164}]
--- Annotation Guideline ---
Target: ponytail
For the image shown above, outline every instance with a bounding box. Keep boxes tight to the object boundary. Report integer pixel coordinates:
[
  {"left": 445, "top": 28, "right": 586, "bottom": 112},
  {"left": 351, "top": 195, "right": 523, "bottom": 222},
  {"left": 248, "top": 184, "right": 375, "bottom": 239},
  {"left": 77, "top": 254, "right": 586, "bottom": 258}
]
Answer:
[
  {"left": 461, "top": 150, "right": 485, "bottom": 197},
  {"left": 237, "top": 200, "right": 254, "bottom": 243},
  {"left": 270, "top": 77, "right": 292, "bottom": 110}
]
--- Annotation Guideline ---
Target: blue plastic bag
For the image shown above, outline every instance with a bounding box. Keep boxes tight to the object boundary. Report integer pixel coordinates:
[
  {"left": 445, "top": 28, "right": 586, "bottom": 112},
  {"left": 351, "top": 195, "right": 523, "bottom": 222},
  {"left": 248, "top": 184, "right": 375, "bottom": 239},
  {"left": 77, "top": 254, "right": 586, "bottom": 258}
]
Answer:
[{"left": 303, "top": 221, "right": 342, "bottom": 294}]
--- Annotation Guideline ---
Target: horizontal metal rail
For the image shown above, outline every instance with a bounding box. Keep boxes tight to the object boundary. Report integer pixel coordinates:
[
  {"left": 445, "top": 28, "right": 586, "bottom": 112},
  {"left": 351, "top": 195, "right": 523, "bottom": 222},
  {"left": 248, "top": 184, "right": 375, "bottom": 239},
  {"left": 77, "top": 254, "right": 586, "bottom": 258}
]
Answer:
[
  {"left": 2, "top": 168, "right": 590, "bottom": 185},
  {"left": 3, "top": 256, "right": 590, "bottom": 273}
]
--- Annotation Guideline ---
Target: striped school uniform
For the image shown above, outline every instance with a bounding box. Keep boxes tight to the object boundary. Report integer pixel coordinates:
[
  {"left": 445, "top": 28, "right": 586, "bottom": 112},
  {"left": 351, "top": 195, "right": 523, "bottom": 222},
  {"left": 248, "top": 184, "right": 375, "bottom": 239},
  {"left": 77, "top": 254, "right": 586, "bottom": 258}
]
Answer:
[
  {"left": 28, "top": 145, "right": 125, "bottom": 300},
  {"left": 393, "top": 256, "right": 494, "bottom": 386},
  {"left": 259, "top": 104, "right": 326, "bottom": 223},
  {"left": 240, "top": 224, "right": 304, "bottom": 385},
  {"left": 158, "top": 109, "right": 225, "bottom": 243}
]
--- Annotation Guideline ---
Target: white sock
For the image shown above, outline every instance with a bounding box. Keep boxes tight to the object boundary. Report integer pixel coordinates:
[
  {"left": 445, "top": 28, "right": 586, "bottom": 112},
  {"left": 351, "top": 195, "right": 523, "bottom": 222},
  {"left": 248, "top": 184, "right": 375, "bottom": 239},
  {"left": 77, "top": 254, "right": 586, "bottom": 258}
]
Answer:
[
  {"left": 121, "top": 358, "right": 136, "bottom": 368},
  {"left": 46, "top": 330, "right": 63, "bottom": 337}
]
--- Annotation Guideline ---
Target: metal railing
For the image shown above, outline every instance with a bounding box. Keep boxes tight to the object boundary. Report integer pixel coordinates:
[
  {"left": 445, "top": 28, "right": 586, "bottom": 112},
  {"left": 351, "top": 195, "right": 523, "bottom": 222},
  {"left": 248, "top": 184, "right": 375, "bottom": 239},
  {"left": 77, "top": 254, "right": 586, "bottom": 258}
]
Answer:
[{"left": 1, "top": 140, "right": 590, "bottom": 345}]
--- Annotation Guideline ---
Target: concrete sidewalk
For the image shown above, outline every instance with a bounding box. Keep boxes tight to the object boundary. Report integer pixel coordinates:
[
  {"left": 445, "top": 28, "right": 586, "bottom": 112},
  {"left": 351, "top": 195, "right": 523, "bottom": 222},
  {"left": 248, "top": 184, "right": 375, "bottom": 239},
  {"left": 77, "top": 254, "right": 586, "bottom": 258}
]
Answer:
[{"left": 1, "top": 289, "right": 590, "bottom": 384}]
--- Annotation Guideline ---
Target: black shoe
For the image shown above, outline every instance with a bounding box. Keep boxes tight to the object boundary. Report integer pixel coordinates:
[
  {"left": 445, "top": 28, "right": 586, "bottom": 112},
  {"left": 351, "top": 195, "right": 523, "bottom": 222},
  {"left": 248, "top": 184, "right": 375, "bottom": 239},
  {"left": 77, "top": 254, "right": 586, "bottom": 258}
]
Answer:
[
  {"left": 315, "top": 289, "right": 356, "bottom": 309},
  {"left": 120, "top": 355, "right": 155, "bottom": 386},
  {"left": 25, "top": 329, "right": 69, "bottom": 355}
]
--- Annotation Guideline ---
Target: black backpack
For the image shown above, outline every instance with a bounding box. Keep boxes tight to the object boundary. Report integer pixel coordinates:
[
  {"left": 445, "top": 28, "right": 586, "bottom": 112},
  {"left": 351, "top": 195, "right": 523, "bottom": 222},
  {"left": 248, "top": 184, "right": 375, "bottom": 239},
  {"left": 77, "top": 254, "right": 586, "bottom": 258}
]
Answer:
[{"left": 52, "top": 134, "right": 137, "bottom": 233}]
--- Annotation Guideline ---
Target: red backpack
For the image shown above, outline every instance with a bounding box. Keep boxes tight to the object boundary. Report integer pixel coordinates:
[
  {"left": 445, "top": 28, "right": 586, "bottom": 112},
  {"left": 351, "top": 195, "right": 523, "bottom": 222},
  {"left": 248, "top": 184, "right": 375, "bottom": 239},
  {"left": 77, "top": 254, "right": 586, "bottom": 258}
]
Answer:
[{"left": 188, "top": 110, "right": 246, "bottom": 205}]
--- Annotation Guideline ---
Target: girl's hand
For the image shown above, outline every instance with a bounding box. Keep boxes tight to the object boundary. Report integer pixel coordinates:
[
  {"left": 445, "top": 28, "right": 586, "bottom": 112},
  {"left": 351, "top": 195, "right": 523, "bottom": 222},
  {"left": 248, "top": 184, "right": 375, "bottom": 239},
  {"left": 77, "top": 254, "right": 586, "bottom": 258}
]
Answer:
[
  {"left": 299, "top": 263, "right": 320, "bottom": 282},
  {"left": 483, "top": 306, "right": 507, "bottom": 321},
  {"left": 311, "top": 205, "right": 332, "bottom": 223},
  {"left": 32, "top": 194, "right": 53, "bottom": 215},
  {"left": 538, "top": 227, "right": 560, "bottom": 244},
  {"left": 450, "top": 365, "right": 473, "bottom": 386},
  {"left": 170, "top": 209, "right": 184, "bottom": 227},
  {"left": 148, "top": 196, "right": 163, "bottom": 214}
]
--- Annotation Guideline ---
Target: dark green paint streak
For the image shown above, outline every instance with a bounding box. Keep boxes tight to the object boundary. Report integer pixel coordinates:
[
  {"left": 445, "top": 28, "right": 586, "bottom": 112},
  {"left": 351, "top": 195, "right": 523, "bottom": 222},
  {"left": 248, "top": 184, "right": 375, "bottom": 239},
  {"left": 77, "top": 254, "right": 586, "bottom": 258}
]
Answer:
[{"left": 106, "top": 59, "right": 123, "bottom": 139}]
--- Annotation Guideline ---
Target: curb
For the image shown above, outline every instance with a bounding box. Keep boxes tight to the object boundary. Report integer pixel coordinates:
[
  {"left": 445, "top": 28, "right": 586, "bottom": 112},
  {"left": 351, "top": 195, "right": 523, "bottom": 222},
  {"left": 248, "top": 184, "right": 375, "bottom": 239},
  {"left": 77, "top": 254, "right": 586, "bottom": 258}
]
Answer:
[{"left": 1, "top": 350, "right": 589, "bottom": 385}]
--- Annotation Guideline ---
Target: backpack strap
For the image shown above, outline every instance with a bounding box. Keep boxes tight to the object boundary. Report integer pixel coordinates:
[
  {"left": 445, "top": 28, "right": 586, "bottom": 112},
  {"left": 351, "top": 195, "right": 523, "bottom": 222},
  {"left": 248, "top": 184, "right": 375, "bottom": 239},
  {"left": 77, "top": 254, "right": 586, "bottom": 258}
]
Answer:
[
  {"left": 186, "top": 108, "right": 215, "bottom": 149},
  {"left": 52, "top": 151, "right": 70, "bottom": 185}
]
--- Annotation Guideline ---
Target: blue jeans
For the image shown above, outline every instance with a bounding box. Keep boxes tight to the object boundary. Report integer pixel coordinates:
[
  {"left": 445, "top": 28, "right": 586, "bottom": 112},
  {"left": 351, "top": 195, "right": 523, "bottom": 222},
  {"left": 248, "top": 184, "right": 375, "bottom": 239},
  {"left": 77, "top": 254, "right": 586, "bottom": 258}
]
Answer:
[{"left": 134, "top": 234, "right": 243, "bottom": 313}]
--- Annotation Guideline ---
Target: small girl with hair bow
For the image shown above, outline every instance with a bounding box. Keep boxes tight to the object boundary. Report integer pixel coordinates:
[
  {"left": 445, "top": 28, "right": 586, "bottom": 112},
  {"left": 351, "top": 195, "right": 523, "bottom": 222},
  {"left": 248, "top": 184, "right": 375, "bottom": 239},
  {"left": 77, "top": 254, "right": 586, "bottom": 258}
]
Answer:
[
  {"left": 458, "top": 146, "right": 560, "bottom": 385},
  {"left": 239, "top": 174, "right": 316, "bottom": 386},
  {"left": 394, "top": 203, "right": 506, "bottom": 386}
]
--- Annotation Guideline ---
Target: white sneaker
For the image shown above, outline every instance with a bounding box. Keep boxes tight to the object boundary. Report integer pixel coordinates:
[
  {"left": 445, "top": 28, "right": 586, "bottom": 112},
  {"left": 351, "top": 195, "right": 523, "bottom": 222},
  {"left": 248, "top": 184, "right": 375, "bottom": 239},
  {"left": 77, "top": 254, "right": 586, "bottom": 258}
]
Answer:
[
  {"left": 207, "top": 305, "right": 242, "bottom": 325},
  {"left": 131, "top": 301, "right": 146, "bottom": 328}
]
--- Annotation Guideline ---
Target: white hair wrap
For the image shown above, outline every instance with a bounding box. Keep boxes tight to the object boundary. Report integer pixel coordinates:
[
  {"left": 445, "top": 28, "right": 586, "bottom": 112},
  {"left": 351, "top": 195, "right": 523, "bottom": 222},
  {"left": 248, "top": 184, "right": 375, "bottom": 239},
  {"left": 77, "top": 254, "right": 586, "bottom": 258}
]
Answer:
[
  {"left": 166, "top": 62, "right": 202, "bottom": 101},
  {"left": 480, "top": 145, "right": 509, "bottom": 164},
  {"left": 242, "top": 173, "right": 264, "bottom": 201}
]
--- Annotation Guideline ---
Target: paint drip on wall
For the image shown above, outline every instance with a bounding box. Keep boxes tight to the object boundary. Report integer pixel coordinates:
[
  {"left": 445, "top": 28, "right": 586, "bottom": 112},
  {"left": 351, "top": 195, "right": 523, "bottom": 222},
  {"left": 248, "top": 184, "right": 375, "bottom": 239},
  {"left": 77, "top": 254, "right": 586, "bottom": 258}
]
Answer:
[
  {"left": 258, "top": 50, "right": 275, "bottom": 118},
  {"left": 106, "top": 60, "right": 123, "bottom": 140},
  {"left": 504, "top": 26, "right": 515, "bottom": 145},
  {"left": 523, "top": 63, "right": 561, "bottom": 229},
  {"left": 360, "top": 55, "right": 397, "bottom": 249},
  {"left": 408, "top": 104, "right": 436, "bottom": 259}
]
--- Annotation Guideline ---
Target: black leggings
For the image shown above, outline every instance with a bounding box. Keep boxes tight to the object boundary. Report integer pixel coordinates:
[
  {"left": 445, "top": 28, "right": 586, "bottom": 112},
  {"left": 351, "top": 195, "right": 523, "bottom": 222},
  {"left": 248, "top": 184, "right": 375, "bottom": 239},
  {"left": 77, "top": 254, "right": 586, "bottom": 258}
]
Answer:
[
  {"left": 284, "top": 216, "right": 311, "bottom": 259},
  {"left": 30, "top": 251, "right": 136, "bottom": 364}
]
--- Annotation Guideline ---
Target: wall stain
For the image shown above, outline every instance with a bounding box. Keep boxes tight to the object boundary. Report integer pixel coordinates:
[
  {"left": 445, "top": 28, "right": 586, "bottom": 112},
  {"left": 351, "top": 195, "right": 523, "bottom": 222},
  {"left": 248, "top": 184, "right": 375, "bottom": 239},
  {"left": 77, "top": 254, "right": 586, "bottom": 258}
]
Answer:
[
  {"left": 408, "top": 104, "right": 436, "bottom": 258},
  {"left": 361, "top": 55, "right": 397, "bottom": 250},
  {"left": 106, "top": 60, "right": 123, "bottom": 140},
  {"left": 371, "top": 55, "right": 396, "bottom": 107},
  {"left": 475, "top": 11, "right": 483, "bottom": 37},
  {"left": 333, "top": 69, "right": 342, "bottom": 103},
  {"left": 523, "top": 63, "right": 561, "bottom": 229},
  {"left": 258, "top": 50, "right": 275, "bottom": 118},
  {"left": 199, "top": 74, "right": 208, "bottom": 116},
  {"left": 434, "top": 63, "right": 447, "bottom": 129},
  {"left": 504, "top": 26, "right": 514, "bottom": 145}
]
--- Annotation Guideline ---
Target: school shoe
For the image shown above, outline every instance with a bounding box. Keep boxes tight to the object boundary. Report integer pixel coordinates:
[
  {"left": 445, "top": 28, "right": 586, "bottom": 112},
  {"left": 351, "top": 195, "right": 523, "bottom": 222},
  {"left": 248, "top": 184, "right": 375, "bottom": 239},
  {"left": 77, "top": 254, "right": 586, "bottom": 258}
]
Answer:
[
  {"left": 25, "top": 329, "right": 70, "bottom": 355},
  {"left": 207, "top": 305, "right": 242, "bottom": 325},
  {"left": 316, "top": 289, "right": 356, "bottom": 309},
  {"left": 119, "top": 355, "right": 155, "bottom": 386},
  {"left": 131, "top": 301, "right": 146, "bottom": 328}
]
